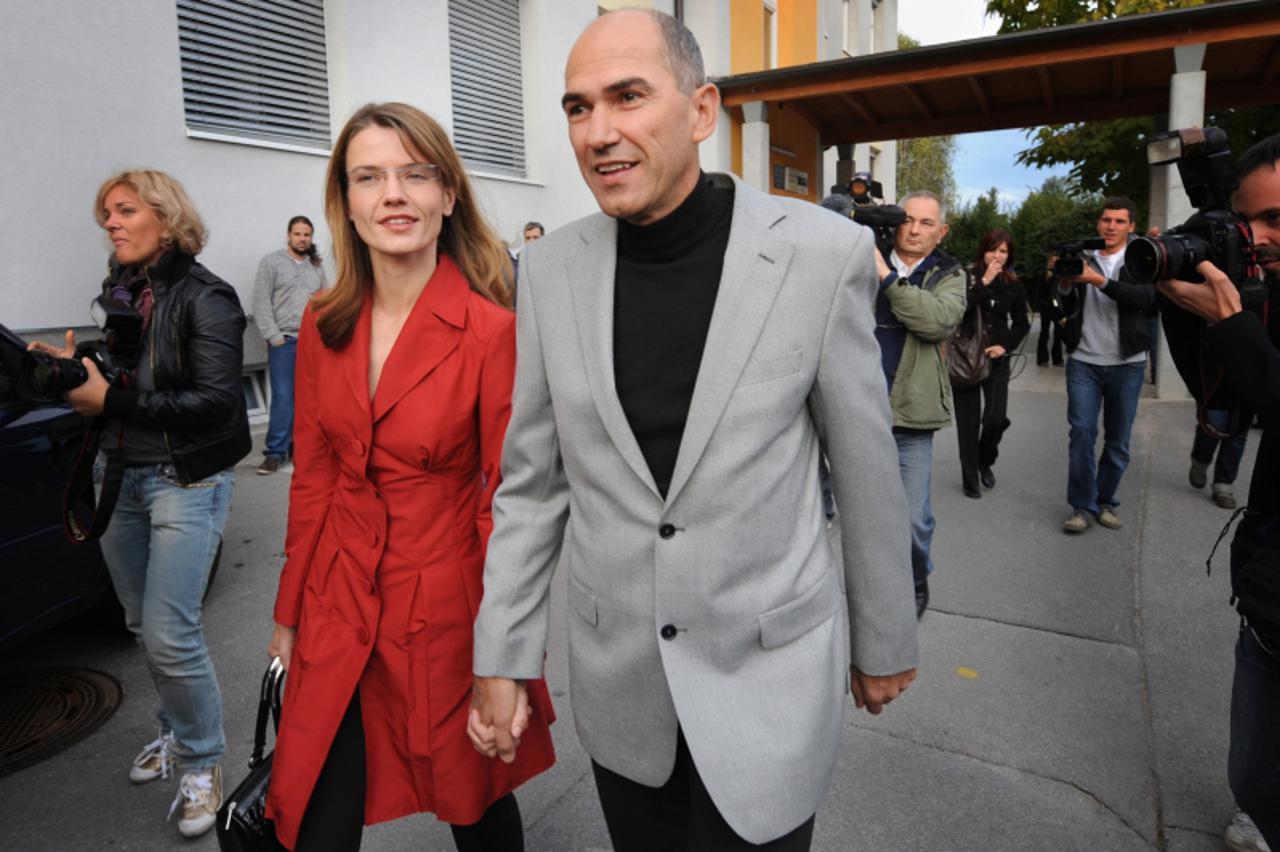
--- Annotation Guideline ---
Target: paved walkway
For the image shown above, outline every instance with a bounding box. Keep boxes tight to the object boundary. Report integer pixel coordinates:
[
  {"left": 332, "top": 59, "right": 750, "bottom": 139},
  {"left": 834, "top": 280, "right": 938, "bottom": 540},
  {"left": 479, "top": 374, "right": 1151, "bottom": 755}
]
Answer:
[{"left": 0, "top": 348, "right": 1251, "bottom": 851}]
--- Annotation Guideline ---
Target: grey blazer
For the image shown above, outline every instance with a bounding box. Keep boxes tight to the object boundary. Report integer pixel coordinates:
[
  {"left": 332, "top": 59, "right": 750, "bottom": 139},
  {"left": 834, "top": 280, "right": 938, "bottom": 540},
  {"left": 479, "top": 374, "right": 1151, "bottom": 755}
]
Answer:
[{"left": 474, "top": 173, "right": 917, "bottom": 843}]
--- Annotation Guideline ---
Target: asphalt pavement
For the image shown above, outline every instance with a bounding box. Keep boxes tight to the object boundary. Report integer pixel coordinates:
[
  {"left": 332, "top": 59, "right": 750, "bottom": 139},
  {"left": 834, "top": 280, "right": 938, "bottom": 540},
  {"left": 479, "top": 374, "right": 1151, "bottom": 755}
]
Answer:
[{"left": 0, "top": 342, "right": 1253, "bottom": 851}]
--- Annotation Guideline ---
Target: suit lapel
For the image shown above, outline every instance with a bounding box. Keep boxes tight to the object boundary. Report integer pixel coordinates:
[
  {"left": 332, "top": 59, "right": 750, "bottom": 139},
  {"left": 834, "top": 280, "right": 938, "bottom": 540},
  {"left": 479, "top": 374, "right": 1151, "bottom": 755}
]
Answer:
[
  {"left": 566, "top": 216, "right": 662, "bottom": 499},
  {"left": 665, "top": 181, "right": 794, "bottom": 507},
  {"left": 370, "top": 256, "right": 465, "bottom": 423}
]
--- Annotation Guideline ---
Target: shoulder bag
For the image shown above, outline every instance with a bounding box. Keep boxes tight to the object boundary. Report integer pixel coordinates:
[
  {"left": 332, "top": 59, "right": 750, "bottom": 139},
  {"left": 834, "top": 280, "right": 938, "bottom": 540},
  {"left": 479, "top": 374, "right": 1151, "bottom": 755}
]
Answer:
[{"left": 948, "top": 297, "right": 991, "bottom": 388}]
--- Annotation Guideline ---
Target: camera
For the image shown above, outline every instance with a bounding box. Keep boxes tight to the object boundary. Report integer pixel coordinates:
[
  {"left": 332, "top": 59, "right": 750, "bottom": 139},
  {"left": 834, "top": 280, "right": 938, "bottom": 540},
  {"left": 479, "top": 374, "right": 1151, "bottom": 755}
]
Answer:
[
  {"left": 0, "top": 295, "right": 142, "bottom": 405},
  {"left": 851, "top": 204, "right": 908, "bottom": 255},
  {"left": 1124, "top": 127, "right": 1256, "bottom": 286},
  {"left": 1050, "top": 238, "right": 1107, "bottom": 278}
]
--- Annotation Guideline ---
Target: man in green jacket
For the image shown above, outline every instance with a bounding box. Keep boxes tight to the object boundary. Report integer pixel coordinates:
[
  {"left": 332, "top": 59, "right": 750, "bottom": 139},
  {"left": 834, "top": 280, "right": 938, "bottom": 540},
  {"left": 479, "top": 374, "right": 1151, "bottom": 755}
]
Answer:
[{"left": 872, "top": 191, "right": 968, "bottom": 617}]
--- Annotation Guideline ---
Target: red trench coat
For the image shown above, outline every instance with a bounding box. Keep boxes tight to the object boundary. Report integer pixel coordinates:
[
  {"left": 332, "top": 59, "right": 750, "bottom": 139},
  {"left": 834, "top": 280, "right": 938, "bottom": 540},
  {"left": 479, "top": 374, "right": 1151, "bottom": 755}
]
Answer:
[{"left": 265, "top": 257, "right": 555, "bottom": 850}]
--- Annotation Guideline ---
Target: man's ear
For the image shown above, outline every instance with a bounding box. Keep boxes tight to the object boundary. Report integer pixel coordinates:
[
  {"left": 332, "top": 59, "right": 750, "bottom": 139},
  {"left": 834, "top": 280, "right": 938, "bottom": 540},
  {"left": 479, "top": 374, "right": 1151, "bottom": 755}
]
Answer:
[
  {"left": 939, "top": 223, "right": 950, "bottom": 241},
  {"left": 690, "top": 82, "right": 720, "bottom": 145}
]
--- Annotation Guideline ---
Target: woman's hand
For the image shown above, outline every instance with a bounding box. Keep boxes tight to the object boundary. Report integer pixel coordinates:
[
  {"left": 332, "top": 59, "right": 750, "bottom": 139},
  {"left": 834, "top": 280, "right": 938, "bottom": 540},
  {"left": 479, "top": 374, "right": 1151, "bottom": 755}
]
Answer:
[
  {"left": 65, "top": 358, "right": 109, "bottom": 416},
  {"left": 269, "top": 622, "right": 297, "bottom": 671},
  {"left": 27, "top": 329, "right": 77, "bottom": 360},
  {"left": 982, "top": 259, "right": 1003, "bottom": 285},
  {"left": 984, "top": 345, "right": 1006, "bottom": 358}
]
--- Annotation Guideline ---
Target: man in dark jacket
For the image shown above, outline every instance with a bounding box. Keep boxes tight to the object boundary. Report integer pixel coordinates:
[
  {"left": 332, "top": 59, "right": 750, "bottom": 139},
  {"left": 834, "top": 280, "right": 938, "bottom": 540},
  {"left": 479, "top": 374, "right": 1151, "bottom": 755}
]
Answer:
[
  {"left": 1158, "top": 132, "right": 1280, "bottom": 850},
  {"left": 1045, "top": 197, "right": 1157, "bottom": 534}
]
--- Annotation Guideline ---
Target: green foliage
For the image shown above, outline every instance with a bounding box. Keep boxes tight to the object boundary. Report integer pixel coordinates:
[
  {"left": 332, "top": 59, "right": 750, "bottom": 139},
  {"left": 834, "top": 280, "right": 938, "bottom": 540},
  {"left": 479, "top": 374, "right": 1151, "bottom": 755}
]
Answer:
[
  {"left": 944, "top": 188, "right": 1011, "bottom": 268},
  {"left": 894, "top": 32, "right": 957, "bottom": 210},
  {"left": 1008, "top": 177, "right": 1102, "bottom": 300},
  {"left": 985, "top": 0, "right": 1280, "bottom": 221}
]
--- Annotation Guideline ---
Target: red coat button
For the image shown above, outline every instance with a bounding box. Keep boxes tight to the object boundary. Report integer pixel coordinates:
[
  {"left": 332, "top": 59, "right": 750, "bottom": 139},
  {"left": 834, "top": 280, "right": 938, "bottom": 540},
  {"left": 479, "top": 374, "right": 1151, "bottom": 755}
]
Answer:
[{"left": 357, "top": 627, "right": 370, "bottom": 645}]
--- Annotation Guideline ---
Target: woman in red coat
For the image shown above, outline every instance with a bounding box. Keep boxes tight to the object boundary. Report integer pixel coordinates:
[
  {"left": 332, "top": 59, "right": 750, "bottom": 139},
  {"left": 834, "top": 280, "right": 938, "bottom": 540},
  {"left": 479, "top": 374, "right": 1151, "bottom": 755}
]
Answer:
[{"left": 264, "top": 102, "right": 555, "bottom": 851}]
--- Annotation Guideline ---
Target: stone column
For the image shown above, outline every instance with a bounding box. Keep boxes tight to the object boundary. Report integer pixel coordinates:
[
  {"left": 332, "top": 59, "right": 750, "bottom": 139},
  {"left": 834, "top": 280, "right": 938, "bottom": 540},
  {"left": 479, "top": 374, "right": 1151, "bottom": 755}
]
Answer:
[
  {"left": 1154, "top": 43, "right": 1206, "bottom": 400},
  {"left": 836, "top": 143, "right": 854, "bottom": 188},
  {"left": 742, "top": 101, "right": 771, "bottom": 193}
]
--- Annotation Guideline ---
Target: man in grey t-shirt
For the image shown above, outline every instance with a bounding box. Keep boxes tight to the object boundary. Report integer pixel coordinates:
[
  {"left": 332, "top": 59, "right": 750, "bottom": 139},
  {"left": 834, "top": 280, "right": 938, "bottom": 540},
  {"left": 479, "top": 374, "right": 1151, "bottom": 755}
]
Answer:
[
  {"left": 1051, "top": 198, "right": 1157, "bottom": 533},
  {"left": 251, "top": 216, "right": 327, "bottom": 475}
]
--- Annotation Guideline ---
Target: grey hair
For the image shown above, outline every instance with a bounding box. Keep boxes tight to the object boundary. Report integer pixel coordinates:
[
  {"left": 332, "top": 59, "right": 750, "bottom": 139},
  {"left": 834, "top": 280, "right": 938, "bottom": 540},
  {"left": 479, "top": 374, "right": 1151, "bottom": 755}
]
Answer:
[
  {"left": 604, "top": 9, "right": 705, "bottom": 94},
  {"left": 900, "top": 190, "right": 947, "bottom": 223}
]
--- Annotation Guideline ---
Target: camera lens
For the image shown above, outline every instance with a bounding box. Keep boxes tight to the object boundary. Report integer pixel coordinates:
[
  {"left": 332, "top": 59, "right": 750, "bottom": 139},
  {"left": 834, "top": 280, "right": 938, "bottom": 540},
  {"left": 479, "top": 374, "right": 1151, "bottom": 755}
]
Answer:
[{"left": 1124, "top": 237, "right": 1170, "bottom": 283}]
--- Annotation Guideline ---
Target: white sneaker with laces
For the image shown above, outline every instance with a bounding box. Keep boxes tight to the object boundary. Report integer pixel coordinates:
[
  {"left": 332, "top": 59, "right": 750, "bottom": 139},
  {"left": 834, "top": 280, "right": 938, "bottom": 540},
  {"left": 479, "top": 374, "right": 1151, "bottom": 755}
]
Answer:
[
  {"left": 169, "top": 765, "right": 222, "bottom": 838},
  {"left": 1225, "top": 810, "right": 1271, "bottom": 852},
  {"left": 129, "top": 730, "right": 175, "bottom": 784}
]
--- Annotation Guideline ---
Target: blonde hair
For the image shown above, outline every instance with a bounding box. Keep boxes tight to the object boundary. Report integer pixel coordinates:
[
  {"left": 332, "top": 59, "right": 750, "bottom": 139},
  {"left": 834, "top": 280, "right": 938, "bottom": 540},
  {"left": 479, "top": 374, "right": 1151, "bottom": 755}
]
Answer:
[
  {"left": 94, "top": 169, "right": 207, "bottom": 256},
  {"left": 314, "top": 102, "right": 513, "bottom": 349}
]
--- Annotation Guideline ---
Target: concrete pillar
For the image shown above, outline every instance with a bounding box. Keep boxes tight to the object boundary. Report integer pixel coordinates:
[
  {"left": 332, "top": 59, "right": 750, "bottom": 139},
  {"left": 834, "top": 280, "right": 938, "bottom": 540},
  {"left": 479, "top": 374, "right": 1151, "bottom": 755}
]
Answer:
[
  {"left": 742, "top": 101, "right": 771, "bottom": 193},
  {"left": 1153, "top": 43, "right": 1206, "bottom": 401},
  {"left": 835, "top": 143, "right": 854, "bottom": 188}
]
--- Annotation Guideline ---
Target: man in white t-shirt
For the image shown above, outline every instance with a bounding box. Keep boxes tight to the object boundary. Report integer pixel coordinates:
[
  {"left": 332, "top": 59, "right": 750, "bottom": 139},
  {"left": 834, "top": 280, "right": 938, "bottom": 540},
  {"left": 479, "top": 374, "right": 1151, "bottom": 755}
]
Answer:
[{"left": 1049, "top": 198, "right": 1158, "bottom": 533}]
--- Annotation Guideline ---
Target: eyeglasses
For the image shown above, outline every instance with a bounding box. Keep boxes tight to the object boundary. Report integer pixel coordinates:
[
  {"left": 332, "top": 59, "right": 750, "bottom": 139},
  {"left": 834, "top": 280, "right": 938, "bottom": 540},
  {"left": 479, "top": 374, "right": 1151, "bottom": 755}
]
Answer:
[{"left": 347, "top": 163, "right": 442, "bottom": 190}]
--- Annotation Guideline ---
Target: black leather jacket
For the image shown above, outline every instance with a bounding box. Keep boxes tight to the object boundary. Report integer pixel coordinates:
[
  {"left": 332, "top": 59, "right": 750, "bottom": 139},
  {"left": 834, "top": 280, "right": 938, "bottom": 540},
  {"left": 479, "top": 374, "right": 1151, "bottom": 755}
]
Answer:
[{"left": 100, "top": 251, "right": 251, "bottom": 484}]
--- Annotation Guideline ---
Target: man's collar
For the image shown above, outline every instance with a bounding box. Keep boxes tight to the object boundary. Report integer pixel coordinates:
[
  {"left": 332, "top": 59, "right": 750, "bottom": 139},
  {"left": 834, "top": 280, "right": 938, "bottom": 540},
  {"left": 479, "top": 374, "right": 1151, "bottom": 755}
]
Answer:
[{"left": 890, "top": 249, "right": 928, "bottom": 278}]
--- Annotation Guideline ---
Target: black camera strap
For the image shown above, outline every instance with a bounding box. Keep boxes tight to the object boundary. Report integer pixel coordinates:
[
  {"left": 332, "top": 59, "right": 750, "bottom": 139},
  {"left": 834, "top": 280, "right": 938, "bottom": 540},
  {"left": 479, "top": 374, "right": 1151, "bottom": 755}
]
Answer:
[{"left": 62, "top": 416, "right": 126, "bottom": 544}]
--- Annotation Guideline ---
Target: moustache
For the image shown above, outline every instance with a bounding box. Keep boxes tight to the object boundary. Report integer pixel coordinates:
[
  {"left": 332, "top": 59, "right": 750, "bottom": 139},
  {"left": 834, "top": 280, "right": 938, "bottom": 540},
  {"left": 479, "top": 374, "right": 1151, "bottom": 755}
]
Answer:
[{"left": 1255, "top": 245, "right": 1280, "bottom": 264}]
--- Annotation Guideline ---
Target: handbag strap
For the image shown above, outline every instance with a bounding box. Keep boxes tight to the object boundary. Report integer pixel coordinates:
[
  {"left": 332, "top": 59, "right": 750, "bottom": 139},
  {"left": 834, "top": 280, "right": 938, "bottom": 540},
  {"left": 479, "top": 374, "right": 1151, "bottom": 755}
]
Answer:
[{"left": 248, "top": 657, "right": 285, "bottom": 769}]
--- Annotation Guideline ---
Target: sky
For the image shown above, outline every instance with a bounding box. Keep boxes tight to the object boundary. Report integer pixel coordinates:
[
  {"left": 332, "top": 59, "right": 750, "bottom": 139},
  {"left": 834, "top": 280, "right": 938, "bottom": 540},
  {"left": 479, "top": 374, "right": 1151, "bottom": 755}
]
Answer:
[{"left": 896, "top": 0, "right": 1072, "bottom": 208}]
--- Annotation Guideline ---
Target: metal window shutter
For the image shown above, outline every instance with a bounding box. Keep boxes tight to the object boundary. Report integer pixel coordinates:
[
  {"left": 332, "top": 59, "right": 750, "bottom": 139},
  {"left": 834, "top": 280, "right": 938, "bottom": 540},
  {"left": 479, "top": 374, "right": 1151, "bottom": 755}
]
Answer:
[
  {"left": 449, "top": 0, "right": 525, "bottom": 176},
  {"left": 177, "top": 0, "right": 331, "bottom": 148}
]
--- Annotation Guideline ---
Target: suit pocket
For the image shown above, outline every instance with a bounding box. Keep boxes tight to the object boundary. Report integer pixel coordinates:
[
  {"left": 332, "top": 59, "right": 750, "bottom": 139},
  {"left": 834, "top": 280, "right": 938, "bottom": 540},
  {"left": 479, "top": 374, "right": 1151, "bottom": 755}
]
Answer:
[
  {"left": 568, "top": 573, "right": 598, "bottom": 627},
  {"left": 758, "top": 570, "right": 838, "bottom": 649},
  {"left": 738, "top": 348, "right": 803, "bottom": 388}
]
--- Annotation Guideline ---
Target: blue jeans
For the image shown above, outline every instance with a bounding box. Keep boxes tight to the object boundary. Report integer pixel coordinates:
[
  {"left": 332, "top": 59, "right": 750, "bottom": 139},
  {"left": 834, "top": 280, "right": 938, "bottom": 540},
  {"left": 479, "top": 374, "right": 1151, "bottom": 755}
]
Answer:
[
  {"left": 1065, "top": 359, "right": 1146, "bottom": 515},
  {"left": 1230, "top": 627, "right": 1280, "bottom": 845},
  {"left": 1190, "top": 409, "right": 1248, "bottom": 486},
  {"left": 894, "top": 428, "right": 935, "bottom": 588},
  {"left": 265, "top": 336, "right": 297, "bottom": 459},
  {"left": 98, "top": 461, "right": 234, "bottom": 770}
]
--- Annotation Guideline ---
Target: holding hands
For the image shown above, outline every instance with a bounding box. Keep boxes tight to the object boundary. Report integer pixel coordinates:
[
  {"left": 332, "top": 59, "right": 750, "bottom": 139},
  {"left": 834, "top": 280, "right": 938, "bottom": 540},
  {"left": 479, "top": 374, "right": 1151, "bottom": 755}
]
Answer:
[
  {"left": 851, "top": 665, "right": 917, "bottom": 715},
  {"left": 468, "top": 676, "right": 530, "bottom": 763}
]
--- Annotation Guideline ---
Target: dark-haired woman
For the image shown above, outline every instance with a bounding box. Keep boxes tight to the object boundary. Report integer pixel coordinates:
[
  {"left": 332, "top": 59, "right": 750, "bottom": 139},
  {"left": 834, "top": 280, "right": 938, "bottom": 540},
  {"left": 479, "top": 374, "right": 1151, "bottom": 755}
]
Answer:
[
  {"left": 252, "top": 215, "right": 328, "bottom": 474},
  {"left": 263, "top": 102, "right": 555, "bottom": 852},
  {"left": 953, "top": 230, "right": 1030, "bottom": 497}
]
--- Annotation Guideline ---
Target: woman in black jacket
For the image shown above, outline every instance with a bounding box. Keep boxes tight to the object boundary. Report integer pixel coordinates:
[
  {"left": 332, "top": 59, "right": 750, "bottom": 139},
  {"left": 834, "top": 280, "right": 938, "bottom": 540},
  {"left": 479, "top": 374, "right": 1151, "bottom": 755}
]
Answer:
[
  {"left": 953, "top": 229, "right": 1030, "bottom": 497},
  {"left": 30, "top": 170, "right": 250, "bottom": 840}
]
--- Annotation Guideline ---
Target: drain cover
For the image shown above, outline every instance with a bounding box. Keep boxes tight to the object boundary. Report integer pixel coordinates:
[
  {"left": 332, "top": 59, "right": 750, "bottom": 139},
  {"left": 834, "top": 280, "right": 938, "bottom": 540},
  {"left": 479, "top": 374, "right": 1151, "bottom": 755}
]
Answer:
[{"left": 0, "top": 668, "right": 123, "bottom": 777}]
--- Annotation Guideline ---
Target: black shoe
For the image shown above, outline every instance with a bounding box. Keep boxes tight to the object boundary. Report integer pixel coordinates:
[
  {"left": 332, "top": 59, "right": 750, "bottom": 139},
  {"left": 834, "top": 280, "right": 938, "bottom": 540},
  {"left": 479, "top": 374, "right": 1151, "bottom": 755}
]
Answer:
[
  {"left": 1052, "top": 359, "right": 1064, "bottom": 367},
  {"left": 915, "top": 582, "right": 929, "bottom": 619},
  {"left": 1036, "top": 359, "right": 1048, "bottom": 366},
  {"left": 963, "top": 484, "right": 981, "bottom": 499},
  {"left": 980, "top": 466, "right": 996, "bottom": 489}
]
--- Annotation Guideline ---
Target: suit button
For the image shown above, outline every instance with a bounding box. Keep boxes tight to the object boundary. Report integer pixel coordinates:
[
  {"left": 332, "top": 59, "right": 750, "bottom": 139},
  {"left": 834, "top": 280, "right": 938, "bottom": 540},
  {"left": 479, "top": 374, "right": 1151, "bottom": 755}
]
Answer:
[
  {"left": 357, "top": 627, "right": 370, "bottom": 645},
  {"left": 658, "top": 523, "right": 676, "bottom": 539},
  {"left": 660, "top": 624, "right": 677, "bottom": 640}
]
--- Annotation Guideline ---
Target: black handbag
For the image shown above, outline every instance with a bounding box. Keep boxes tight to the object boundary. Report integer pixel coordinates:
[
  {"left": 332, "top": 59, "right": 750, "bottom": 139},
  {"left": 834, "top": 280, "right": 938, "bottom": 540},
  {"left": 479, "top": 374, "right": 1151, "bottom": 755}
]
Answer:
[
  {"left": 216, "top": 657, "right": 285, "bottom": 852},
  {"left": 948, "top": 298, "right": 992, "bottom": 388}
]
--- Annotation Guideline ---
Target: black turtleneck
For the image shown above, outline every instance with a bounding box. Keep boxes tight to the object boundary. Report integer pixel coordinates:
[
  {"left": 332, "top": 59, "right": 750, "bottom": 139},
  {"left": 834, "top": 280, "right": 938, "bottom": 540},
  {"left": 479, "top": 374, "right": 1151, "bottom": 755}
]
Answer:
[{"left": 614, "top": 173, "right": 734, "bottom": 497}]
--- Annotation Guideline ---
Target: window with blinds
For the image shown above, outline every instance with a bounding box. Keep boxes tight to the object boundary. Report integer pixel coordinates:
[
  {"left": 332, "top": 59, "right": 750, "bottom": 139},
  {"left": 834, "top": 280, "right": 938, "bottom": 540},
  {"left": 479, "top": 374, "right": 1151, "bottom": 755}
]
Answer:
[
  {"left": 449, "top": 0, "right": 526, "bottom": 177},
  {"left": 176, "top": 0, "right": 331, "bottom": 149}
]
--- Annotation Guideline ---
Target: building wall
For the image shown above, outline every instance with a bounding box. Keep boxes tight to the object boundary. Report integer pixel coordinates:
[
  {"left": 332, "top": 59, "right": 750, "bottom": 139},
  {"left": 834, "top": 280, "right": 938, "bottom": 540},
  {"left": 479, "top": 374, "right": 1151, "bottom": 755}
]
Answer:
[{"left": 0, "top": 0, "right": 602, "bottom": 334}]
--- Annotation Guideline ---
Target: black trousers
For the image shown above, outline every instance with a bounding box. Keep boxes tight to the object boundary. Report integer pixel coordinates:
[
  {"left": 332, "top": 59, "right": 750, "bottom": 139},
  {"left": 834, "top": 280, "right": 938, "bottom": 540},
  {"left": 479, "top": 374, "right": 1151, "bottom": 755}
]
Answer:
[
  {"left": 953, "top": 357, "right": 1012, "bottom": 492},
  {"left": 592, "top": 730, "right": 815, "bottom": 852},
  {"left": 278, "top": 691, "right": 524, "bottom": 852},
  {"left": 1037, "top": 314, "right": 1063, "bottom": 365}
]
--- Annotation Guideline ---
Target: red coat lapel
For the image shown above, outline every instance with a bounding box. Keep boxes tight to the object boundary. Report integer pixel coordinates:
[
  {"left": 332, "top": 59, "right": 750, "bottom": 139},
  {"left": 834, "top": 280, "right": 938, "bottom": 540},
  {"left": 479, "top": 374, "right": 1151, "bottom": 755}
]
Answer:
[{"left": 370, "top": 254, "right": 468, "bottom": 423}]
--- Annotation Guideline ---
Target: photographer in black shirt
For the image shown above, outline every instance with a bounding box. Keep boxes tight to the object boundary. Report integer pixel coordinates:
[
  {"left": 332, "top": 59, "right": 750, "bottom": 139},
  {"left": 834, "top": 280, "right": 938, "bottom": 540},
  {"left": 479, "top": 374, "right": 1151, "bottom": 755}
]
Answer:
[{"left": 1158, "top": 133, "right": 1280, "bottom": 847}]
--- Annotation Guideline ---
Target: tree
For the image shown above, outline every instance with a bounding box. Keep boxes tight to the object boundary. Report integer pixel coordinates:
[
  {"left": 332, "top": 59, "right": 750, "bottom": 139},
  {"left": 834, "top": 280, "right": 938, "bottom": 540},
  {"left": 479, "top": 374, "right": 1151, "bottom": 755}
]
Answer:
[
  {"left": 895, "top": 33, "right": 957, "bottom": 209},
  {"left": 1008, "top": 177, "right": 1102, "bottom": 302},
  {"left": 984, "top": 0, "right": 1280, "bottom": 220},
  {"left": 944, "top": 187, "right": 1011, "bottom": 268}
]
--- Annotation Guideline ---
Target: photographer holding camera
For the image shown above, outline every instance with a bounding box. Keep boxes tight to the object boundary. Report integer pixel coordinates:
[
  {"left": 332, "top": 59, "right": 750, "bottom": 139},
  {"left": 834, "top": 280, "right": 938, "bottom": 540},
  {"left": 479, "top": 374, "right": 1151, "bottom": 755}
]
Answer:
[
  {"left": 1157, "top": 132, "right": 1280, "bottom": 849},
  {"left": 29, "top": 170, "right": 250, "bottom": 839},
  {"left": 1044, "top": 198, "right": 1158, "bottom": 534}
]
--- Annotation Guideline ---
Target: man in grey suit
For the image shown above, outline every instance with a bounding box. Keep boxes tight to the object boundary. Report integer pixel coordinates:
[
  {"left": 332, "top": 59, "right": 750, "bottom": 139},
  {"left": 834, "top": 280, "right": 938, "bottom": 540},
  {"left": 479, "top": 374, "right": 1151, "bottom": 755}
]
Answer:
[{"left": 469, "top": 10, "right": 918, "bottom": 850}]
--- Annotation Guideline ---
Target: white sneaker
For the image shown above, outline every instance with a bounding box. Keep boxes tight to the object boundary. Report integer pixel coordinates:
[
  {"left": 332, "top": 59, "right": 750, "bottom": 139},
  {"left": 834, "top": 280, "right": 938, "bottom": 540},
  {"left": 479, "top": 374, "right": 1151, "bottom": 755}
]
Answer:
[
  {"left": 168, "top": 765, "right": 222, "bottom": 838},
  {"left": 1225, "top": 810, "right": 1271, "bottom": 852},
  {"left": 129, "top": 730, "right": 175, "bottom": 784}
]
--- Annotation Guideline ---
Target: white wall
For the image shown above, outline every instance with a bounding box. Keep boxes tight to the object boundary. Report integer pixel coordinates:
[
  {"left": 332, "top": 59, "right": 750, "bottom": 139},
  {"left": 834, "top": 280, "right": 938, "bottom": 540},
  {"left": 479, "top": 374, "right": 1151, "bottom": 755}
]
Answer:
[{"left": 1, "top": 0, "right": 602, "bottom": 333}]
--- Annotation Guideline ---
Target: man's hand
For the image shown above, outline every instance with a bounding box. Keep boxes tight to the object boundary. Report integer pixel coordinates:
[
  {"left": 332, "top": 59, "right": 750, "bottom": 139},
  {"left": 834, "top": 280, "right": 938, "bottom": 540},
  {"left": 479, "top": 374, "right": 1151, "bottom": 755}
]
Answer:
[
  {"left": 1077, "top": 266, "right": 1107, "bottom": 288},
  {"left": 64, "top": 358, "right": 109, "bottom": 416},
  {"left": 851, "top": 665, "right": 917, "bottom": 715},
  {"left": 1157, "top": 260, "right": 1242, "bottom": 325},
  {"left": 468, "top": 676, "right": 529, "bottom": 763},
  {"left": 874, "top": 250, "right": 891, "bottom": 283},
  {"left": 268, "top": 622, "right": 297, "bottom": 671},
  {"left": 270, "top": 337, "right": 286, "bottom": 347}
]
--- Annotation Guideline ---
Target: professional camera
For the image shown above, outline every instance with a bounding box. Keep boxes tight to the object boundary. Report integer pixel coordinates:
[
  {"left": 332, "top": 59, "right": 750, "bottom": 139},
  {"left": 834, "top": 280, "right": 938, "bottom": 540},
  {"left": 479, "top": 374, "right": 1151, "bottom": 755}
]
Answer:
[
  {"left": 0, "top": 295, "right": 142, "bottom": 405},
  {"left": 1124, "top": 127, "right": 1256, "bottom": 286},
  {"left": 852, "top": 204, "right": 908, "bottom": 255},
  {"left": 1049, "top": 238, "right": 1107, "bottom": 278}
]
